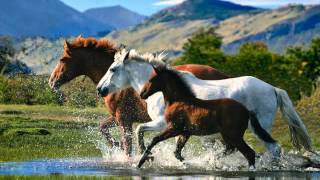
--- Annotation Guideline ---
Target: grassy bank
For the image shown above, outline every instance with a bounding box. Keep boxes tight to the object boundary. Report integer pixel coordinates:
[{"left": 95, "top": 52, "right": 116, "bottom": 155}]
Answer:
[
  {"left": 0, "top": 104, "right": 109, "bottom": 162},
  {"left": 0, "top": 100, "right": 319, "bottom": 162}
]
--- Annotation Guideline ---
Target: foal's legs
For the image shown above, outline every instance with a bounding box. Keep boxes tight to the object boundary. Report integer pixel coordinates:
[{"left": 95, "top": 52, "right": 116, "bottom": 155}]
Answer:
[
  {"left": 223, "top": 134, "right": 256, "bottom": 167},
  {"left": 135, "top": 117, "right": 167, "bottom": 154},
  {"left": 224, "top": 144, "right": 236, "bottom": 156},
  {"left": 138, "top": 127, "right": 180, "bottom": 168},
  {"left": 174, "top": 135, "right": 190, "bottom": 161}
]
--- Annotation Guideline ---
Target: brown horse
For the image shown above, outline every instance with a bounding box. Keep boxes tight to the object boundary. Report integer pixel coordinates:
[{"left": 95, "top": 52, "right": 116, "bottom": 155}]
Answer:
[
  {"left": 138, "top": 65, "right": 277, "bottom": 168},
  {"left": 48, "top": 36, "right": 229, "bottom": 156}
]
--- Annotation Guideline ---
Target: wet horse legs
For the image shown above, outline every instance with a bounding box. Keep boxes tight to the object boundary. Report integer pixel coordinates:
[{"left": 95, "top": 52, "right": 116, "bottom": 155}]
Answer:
[
  {"left": 174, "top": 135, "right": 190, "bottom": 161},
  {"left": 100, "top": 116, "right": 122, "bottom": 148},
  {"left": 222, "top": 134, "right": 256, "bottom": 167},
  {"left": 138, "top": 127, "right": 180, "bottom": 168}
]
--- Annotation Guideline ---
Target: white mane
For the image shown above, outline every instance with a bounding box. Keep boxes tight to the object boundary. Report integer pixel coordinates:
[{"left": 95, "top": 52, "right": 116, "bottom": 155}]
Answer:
[{"left": 114, "top": 48, "right": 167, "bottom": 67}]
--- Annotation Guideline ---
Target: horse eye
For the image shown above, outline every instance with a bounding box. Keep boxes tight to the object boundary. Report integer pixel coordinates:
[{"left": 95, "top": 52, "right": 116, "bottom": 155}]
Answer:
[{"left": 110, "top": 68, "right": 116, "bottom": 72}]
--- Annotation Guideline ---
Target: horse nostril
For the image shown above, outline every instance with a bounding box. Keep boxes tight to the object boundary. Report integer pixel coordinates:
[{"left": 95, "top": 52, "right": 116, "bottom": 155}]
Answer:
[{"left": 97, "top": 87, "right": 108, "bottom": 97}]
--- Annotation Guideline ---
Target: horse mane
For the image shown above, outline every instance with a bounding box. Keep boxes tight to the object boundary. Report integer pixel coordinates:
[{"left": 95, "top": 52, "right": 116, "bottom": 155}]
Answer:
[
  {"left": 114, "top": 48, "right": 166, "bottom": 67},
  {"left": 66, "top": 36, "right": 117, "bottom": 53},
  {"left": 161, "top": 66, "right": 196, "bottom": 98}
]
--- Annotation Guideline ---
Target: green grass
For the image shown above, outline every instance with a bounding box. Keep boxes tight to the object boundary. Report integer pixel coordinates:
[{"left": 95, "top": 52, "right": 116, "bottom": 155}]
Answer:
[{"left": 0, "top": 104, "right": 109, "bottom": 162}]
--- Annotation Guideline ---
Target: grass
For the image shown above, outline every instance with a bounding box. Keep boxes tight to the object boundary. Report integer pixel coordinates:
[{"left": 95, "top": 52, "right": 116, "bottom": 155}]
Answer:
[{"left": 0, "top": 104, "right": 110, "bottom": 162}]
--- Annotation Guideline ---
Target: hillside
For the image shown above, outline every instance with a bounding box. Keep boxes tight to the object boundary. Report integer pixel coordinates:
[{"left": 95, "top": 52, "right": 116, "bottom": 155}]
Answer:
[
  {"left": 84, "top": 5, "right": 146, "bottom": 29},
  {"left": 107, "top": 0, "right": 260, "bottom": 54},
  {"left": 0, "top": 0, "right": 112, "bottom": 38},
  {"left": 14, "top": 38, "right": 65, "bottom": 74},
  {"left": 107, "top": 5, "right": 318, "bottom": 54},
  {"left": 224, "top": 5, "right": 320, "bottom": 53},
  {"left": 145, "top": 0, "right": 259, "bottom": 24}
]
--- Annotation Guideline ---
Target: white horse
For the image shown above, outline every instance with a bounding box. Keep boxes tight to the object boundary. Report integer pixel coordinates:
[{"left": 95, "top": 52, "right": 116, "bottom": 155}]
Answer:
[{"left": 96, "top": 49, "right": 312, "bottom": 156}]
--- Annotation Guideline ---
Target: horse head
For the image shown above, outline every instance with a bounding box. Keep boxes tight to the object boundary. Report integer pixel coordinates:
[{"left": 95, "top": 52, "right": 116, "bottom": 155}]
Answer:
[{"left": 49, "top": 36, "right": 116, "bottom": 90}]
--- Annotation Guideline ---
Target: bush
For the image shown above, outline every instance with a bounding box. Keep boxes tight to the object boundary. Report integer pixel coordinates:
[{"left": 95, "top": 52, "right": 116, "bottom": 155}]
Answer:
[
  {"left": 61, "top": 76, "right": 100, "bottom": 108},
  {"left": 0, "top": 75, "right": 60, "bottom": 105},
  {"left": 0, "top": 75, "right": 101, "bottom": 107}
]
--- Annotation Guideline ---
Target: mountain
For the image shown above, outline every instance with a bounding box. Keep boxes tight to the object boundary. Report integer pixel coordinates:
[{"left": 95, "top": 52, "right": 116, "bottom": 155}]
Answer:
[
  {"left": 107, "top": 0, "right": 260, "bottom": 54},
  {"left": 0, "top": 0, "right": 112, "bottom": 38},
  {"left": 84, "top": 5, "right": 146, "bottom": 29},
  {"left": 14, "top": 37, "right": 65, "bottom": 74},
  {"left": 224, "top": 5, "right": 320, "bottom": 53},
  {"left": 107, "top": 4, "right": 319, "bottom": 55},
  {"left": 144, "top": 0, "right": 260, "bottom": 24}
]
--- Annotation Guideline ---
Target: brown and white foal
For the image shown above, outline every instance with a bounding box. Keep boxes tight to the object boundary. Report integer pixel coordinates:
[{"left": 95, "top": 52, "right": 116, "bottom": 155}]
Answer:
[{"left": 138, "top": 65, "right": 277, "bottom": 169}]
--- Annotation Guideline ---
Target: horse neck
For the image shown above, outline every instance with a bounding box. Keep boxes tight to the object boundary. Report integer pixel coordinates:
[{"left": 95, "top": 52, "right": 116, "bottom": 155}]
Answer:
[
  {"left": 126, "top": 61, "right": 154, "bottom": 93},
  {"left": 81, "top": 50, "right": 115, "bottom": 84},
  {"left": 161, "top": 77, "right": 196, "bottom": 105}
]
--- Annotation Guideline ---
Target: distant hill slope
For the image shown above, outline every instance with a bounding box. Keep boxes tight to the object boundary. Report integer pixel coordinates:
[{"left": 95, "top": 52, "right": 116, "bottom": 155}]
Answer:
[
  {"left": 107, "top": 0, "right": 260, "bottom": 54},
  {"left": 14, "top": 38, "right": 65, "bottom": 74},
  {"left": 145, "top": 0, "right": 259, "bottom": 24},
  {"left": 84, "top": 5, "right": 146, "bottom": 29},
  {"left": 224, "top": 5, "right": 320, "bottom": 53},
  {"left": 107, "top": 5, "right": 318, "bottom": 55},
  {"left": 0, "top": 0, "right": 112, "bottom": 38}
]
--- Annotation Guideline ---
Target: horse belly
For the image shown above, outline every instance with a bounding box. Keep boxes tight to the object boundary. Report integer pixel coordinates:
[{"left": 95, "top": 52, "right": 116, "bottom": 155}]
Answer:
[{"left": 187, "top": 109, "right": 219, "bottom": 136}]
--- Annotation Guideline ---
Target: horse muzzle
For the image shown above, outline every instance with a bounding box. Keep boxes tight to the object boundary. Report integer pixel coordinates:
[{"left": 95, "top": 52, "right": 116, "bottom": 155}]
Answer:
[{"left": 97, "top": 87, "right": 109, "bottom": 97}]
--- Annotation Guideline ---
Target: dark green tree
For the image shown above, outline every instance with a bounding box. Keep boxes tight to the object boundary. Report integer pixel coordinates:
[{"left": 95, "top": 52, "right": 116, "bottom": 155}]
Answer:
[
  {"left": 286, "top": 37, "right": 320, "bottom": 82},
  {"left": 0, "top": 37, "right": 15, "bottom": 74},
  {"left": 175, "top": 27, "right": 226, "bottom": 68}
]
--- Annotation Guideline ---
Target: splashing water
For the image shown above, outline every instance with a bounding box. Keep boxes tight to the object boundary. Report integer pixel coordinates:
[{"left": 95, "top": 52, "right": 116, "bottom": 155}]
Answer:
[{"left": 84, "top": 123, "right": 320, "bottom": 172}]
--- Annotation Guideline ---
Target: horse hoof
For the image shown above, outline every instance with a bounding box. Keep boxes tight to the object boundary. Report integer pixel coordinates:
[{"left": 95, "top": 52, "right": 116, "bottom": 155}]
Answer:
[
  {"left": 249, "top": 165, "right": 256, "bottom": 171},
  {"left": 146, "top": 155, "right": 154, "bottom": 161}
]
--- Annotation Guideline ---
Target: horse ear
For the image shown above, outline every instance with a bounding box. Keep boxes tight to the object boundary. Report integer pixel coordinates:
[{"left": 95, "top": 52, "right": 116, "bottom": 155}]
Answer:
[
  {"left": 76, "top": 35, "right": 83, "bottom": 39},
  {"left": 64, "top": 40, "right": 71, "bottom": 50},
  {"left": 152, "top": 65, "right": 161, "bottom": 74},
  {"left": 124, "top": 51, "right": 130, "bottom": 61}
]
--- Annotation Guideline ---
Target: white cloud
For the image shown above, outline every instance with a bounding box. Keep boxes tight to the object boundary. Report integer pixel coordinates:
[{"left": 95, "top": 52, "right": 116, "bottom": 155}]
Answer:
[{"left": 153, "top": 0, "right": 186, "bottom": 6}]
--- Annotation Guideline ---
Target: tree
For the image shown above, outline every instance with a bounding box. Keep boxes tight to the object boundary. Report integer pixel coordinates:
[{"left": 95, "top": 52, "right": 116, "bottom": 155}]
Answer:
[
  {"left": 286, "top": 37, "right": 320, "bottom": 82},
  {"left": 0, "top": 37, "right": 15, "bottom": 74},
  {"left": 175, "top": 27, "right": 226, "bottom": 68}
]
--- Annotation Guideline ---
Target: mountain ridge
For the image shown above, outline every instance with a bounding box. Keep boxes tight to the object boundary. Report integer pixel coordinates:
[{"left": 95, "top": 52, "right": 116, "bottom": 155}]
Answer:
[
  {"left": 0, "top": 0, "right": 112, "bottom": 38},
  {"left": 84, "top": 5, "right": 146, "bottom": 29}
]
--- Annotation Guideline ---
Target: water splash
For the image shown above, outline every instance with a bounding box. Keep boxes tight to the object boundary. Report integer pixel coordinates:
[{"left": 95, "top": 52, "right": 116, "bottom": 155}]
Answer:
[{"left": 84, "top": 125, "right": 320, "bottom": 171}]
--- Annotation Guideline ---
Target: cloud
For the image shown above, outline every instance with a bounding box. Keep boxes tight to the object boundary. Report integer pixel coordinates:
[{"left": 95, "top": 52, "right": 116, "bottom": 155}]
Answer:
[{"left": 153, "top": 0, "right": 186, "bottom": 6}]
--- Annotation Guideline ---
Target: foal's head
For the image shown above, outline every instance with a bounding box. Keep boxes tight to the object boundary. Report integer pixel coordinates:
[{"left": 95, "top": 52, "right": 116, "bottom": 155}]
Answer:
[
  {"left": 140, "top": 65, "right": 196, "bottom": 101},
  {"left": 49, "top": 36, "right": 117, "bottom": 90}
]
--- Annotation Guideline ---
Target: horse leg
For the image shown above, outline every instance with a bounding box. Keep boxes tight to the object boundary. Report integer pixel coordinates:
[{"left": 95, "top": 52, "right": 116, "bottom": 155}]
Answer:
[
  {"left": 117, "top": 114, "right": 133, "bottom": 157},
  {"left": 135, "top": 117, "right": 167, "bottom": 154},
  {"left": 174, "top": 134, "right": 190, "bottom": 161},
  {"left": 138, "top": 126, "right": 180, "bottom": 168},
  {"left": 99, "top": 116, "right": 121, "bottom": 148},
  {"left": 223, "top": 143, "right": 236, "bottom": 156},
  {"left": 223, "top": 135, "right": 256, "bottom": 168}
]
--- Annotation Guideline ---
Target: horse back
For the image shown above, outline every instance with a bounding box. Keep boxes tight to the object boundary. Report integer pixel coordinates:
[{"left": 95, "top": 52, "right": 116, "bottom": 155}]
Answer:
[{"left": 174, "top": 64, "right": 229, "bottom": 80}]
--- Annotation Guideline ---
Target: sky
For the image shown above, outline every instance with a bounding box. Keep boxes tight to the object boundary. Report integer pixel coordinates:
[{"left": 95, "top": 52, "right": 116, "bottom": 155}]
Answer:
[{"left": 61, "top": 0, "right": 320, "bottom": 16}]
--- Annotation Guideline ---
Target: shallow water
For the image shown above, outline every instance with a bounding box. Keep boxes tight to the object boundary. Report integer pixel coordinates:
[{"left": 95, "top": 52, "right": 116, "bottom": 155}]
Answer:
[{"left": 0, "top": 158, "right": 319, "bottom": 179}]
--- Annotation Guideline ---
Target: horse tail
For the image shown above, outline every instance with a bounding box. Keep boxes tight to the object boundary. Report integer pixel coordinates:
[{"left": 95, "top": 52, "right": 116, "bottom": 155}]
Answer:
[
  {"left": 274, "top": 87, "right": 312, "bottom": 151},
  {"left": 249, "top": 112, "right": 276, "bottom": 144}
]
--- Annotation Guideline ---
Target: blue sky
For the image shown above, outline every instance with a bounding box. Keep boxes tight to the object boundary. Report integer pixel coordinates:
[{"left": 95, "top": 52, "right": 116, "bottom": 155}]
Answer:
[{"left": 61, "top": 0, "right": 320, "bottom": 16}]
